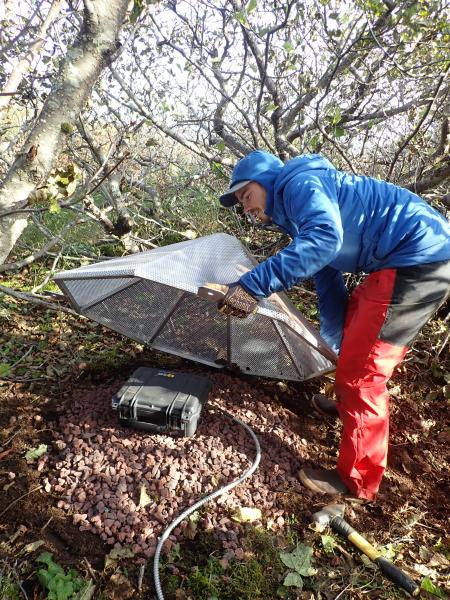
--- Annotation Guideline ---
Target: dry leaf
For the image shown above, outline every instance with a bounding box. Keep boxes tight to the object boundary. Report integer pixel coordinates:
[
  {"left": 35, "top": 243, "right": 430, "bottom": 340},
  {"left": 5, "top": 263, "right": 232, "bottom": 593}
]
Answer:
[
  {"left": 184, "top": 519, "right": 197, "bottom": 540},
  {"left": 9, "top": 525, "right": 27, "bottom": 544},
  {"left": 324, "top": 382, "right": 335, "bottom": 397},
  {"left": 106, "top": 573, "right": 134, "bottom": 600},
  {"left": 24, "top": 540, "right": 45, "bottom": 553},
  {"left": 231, "top": 507, "right": 262, "bottom": 523},
  {"left": 139, "top": 484, "right": 151, "bottom": 508},
  {"left": 105, "top": 547, "right": 135, "bottom": 569}
]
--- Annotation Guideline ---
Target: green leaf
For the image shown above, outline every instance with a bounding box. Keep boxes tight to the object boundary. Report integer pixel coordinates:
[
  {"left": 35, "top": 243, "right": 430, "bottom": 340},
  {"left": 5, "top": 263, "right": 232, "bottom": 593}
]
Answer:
[
  {"left": 55, "top": 576, "right": 73, "bottom": 600},
  {"left": 246, "top": 0, "right": 257, "bottom": 12},
  {"left": 189, "top": 510, "right": 200, "bottom": 523},
  {"left": 48, "top": 563, "right": 64, "bottom": 577},
  {"left": 309, "top": 133, "right": 321, "bottom": 151},
  {"left": 332, "top": 126, "right": 345, "bottom": 138},
  {"left": 38, "top": 569, "right": 52, "bottom": 588},
  {"left": 332, "top": 106, "right": 342, "bottom": 124},
  {"left": 60, "top": 123, "right": 74, "bottom": 134},
  {"left": 37, "top": 551, "right": 55, "bottom": 566},
  {"left": 104, "top": 547, "right": 135, "bottom": 569},
  {"left": 74, "top": 580, "right": 96, "bottom": 600},
  {"left": 283, "top": 571, "right": 303, "bottom": 588},
  {"left": 421, "top": 577, "right": 447, "bottom": 598},
  {"left": 130, "top": 0, "right": 144, "bottom": 24},
  {"left": 25, "top": 444, "right": 48, "bottom": 461},
  {"left": 321, "top": 534, "right": 337, "bottom": 553},
  {"left": 283, "top": 40, "right": 294, "bottom": 54},
  {"left": 0, "top": 363, "right": 11, "bottom": 377},
  {"left": 279, "top": 543, "right": 313, "bottom": 576},
  {"left": 49, "top": 196, "right": 60, "bottom": 213},
  {"left": 234, "top": 10, "right": 247, "bottom": 25},
  {"left": 210, "top": 161, "right": 227, "bottom": 179}
]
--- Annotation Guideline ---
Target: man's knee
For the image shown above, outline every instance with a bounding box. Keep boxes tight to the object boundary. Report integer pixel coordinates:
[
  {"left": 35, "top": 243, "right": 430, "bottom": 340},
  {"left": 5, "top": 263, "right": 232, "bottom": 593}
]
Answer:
[{"left": 335, "top": 372, "right": 390, "bottom": 418}]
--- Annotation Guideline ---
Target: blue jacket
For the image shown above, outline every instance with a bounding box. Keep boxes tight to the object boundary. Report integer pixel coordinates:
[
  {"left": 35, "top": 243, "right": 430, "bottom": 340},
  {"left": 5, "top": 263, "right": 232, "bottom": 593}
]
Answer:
[{"left": 237, "top": 151, "right": 450, "bottom": 352}]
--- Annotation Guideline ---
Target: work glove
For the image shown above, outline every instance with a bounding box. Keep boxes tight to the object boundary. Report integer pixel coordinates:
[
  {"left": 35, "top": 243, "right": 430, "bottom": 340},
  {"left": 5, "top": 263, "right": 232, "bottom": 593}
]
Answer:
[{"left": 218, "top": 282, "right": 258, "bottom": 318}]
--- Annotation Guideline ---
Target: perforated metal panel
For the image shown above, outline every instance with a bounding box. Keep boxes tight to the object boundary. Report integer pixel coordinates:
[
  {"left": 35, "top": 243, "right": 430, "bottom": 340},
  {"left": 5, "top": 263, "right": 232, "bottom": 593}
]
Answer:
[
  {"left": 153, "top": 294, "right": 227, "bottom": 365},
  {"left": 230, "top": 314, "right": 301, "bottom": 380},
  {"left": 86, "top": 280, "right": 184, "bottom": 344},
  {"left": 54, "top": 233, "right": 336, "bottom": 381},
  {"left": 62, "top": 277, "right": 136, "bottom": 311}
]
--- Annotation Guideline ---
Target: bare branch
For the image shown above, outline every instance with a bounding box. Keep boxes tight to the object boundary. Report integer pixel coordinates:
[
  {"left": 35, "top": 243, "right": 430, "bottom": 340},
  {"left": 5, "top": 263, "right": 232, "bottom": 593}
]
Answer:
[
  {"left": 0, "top": 217, "right": 83, "bottom": 273},
  {"left": 387, "top": 64, "right": 450, "bottom": 180},
  {"left": 0, "top": 284, "right": 79, "bottom": 315}
]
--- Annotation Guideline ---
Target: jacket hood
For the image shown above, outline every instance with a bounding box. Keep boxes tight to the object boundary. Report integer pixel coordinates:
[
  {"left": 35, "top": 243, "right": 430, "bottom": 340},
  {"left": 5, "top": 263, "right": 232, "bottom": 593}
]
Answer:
[
  {"left": 264, "top": 154, "right": 336, "bottom": 215},
  {"left": 276, "top": 154, "right": 336, "bottom": 188},
  {"left": 219, "top": 150, "right": 284, "bottom": 207}
]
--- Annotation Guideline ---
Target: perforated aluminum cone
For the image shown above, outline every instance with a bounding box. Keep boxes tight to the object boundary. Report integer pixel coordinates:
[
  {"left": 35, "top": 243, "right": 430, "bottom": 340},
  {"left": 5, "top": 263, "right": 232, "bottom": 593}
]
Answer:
[{"left": 54, "top": 233, "right": 336, "bottom": 381}]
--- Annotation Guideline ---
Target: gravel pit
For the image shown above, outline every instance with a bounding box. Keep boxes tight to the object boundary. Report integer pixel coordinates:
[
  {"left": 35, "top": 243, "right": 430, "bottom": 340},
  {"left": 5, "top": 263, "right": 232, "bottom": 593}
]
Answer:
[{"left": 41, "top": 372, "right": 310, "bottom": 557}]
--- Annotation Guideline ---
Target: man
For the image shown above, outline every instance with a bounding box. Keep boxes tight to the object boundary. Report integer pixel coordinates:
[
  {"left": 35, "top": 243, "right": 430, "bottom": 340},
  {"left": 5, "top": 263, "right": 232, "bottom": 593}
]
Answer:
[{"left": 217, "top": 150, "right": 450, "bottom": 501}]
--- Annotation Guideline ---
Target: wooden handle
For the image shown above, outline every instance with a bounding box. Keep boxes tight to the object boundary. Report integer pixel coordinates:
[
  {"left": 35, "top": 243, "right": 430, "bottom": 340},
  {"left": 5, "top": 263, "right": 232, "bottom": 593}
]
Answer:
[
  {"left": 330, "top": 517, "right": 419, "bottom": 596},
  {"left": 197, "top": 283, "right": 229, "bottom": 302}
]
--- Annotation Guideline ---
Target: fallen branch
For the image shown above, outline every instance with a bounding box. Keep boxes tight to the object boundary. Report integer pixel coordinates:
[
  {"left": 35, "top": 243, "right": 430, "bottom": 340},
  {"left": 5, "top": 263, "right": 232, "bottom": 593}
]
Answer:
[
  {"left": 31, "top": 250, "right": 63, "bottom": 293},
  {"left": 137, "top": 564, "right": 145, "bottom": 592},
  {"left": 0, "top": 485, "right": 43, "bottom": 519},
  {"left": 0, "top": 218, "right": 83, "bottom": 273},
  {"left": 2, "top": 428, "right": 23, "bottom": 449},
  {"left": 0, "top": 284, "right": 79, "bottom": 316},
  {"left": 0, "top": 448, "right": 15, "bottom": 460}
]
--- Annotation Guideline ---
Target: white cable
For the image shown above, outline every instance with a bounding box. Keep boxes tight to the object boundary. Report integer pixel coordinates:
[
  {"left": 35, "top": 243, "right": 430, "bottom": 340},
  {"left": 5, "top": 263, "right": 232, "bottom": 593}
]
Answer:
[{"left": 153, "top": 407, "right": 261, "bottom": 600}]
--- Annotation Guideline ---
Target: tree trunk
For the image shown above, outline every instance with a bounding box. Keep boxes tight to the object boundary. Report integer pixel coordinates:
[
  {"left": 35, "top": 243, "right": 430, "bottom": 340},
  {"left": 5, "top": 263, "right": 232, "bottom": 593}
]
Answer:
[{"left": 0, "top": 0, "right": 129, "bottom": 265}]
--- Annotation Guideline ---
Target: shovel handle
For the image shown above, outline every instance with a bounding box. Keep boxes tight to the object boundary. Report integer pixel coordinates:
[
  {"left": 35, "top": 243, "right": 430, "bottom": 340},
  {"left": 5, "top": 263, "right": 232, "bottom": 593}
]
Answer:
[
  {"left": 197, "top": 283, "right": 229, "bottom": 302},
  {"left": 330, "top": 516, "right": 419, "bottom": 597}
]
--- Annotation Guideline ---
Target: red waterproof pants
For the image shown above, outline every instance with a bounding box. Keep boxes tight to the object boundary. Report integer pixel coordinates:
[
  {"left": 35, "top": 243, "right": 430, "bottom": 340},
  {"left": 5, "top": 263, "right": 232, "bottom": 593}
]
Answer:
[{"left": 334, "top": 261, "right": 450, "bottom": 500}]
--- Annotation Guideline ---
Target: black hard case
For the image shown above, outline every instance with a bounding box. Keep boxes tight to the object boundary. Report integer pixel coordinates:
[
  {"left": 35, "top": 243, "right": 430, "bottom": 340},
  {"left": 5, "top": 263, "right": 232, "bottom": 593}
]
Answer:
[{"left": 111, "top": 367, "right": 210, "bottom": 436}]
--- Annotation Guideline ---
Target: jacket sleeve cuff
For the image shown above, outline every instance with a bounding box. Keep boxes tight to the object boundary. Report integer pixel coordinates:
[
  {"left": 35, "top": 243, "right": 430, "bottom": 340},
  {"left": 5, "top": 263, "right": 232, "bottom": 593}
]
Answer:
[{"left": 238, "top": 278, "right": 260, "bottom": 299}]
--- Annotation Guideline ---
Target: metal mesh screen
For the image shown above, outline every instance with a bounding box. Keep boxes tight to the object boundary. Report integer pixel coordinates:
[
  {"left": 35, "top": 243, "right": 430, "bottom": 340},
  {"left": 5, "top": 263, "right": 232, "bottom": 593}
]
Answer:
[
  {"left": 279, "top": 322, "right": 333, "bottom": 379},
  {"left": 54, "top": 233, "right": 336, "bottom": 380},
  {"left": 86, "top": 279, "right": 184, "bottom": 344},
  {"left": 230, "top": 314, "right": 301, "bottom": 380},
  {"left": 153, "top": 294, "right": 228, "bottom": 366},
  {"left": 62, "top": 277, "right": 135, "bottom": 310}
]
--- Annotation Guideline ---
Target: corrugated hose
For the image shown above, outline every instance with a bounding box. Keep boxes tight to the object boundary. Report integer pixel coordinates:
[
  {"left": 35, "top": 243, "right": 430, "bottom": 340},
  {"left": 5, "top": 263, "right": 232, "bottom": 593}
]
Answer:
[{"left": 153, "top": 406, "right": 261, "bottom": 600}]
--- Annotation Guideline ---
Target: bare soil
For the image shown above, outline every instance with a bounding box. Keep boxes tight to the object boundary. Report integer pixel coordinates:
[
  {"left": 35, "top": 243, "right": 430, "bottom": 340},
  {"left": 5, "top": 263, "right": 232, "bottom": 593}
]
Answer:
[{"left": 0, "top": 304, "right": 449, "bottom": 599}]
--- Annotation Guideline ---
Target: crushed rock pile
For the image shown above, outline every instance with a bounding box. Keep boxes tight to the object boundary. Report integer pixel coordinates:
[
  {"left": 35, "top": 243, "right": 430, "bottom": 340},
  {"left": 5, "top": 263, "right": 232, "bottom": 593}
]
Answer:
[{"left": 41, "top": 372, "right": 311, "bottom": 558}]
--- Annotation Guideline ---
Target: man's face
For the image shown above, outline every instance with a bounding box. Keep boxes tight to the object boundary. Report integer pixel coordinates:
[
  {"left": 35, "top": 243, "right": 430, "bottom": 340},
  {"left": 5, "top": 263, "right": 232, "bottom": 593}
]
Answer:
[{"left": 235, "top": 182, "right": 271, "bottom": 224}]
